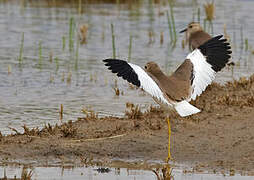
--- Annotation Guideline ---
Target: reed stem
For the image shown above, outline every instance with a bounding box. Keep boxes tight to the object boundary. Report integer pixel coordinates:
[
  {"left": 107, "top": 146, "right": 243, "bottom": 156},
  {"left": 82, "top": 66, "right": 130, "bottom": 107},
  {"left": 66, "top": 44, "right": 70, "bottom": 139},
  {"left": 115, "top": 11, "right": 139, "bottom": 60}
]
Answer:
[
  {"left": 55, "top": 57, "right": 59, "bottom": 72},
  {"left": 60, "top": 104, "right": 63, "bottom": 121},
  {"left": 111, "top": 23, "right": 116, "bottom": 59},
  {"left": 78, "top": 0, "right": 82, "bottom": 15},
  {"left": 169, "top": 1, "right": 177, "bottom": 42},
  {"left": 210, "top": 21, "right": 214, "bottom": 35},
  {"left": 128, "top": 34, "right": 133, "bottom": 62},
  {"left": 38, "top": 40, "right": 42, "bottom": 69},
  {"left": 245, "top": 38, "right": 248, "bottom": 52},
  {"left": 69, "top": 17, "right": 74, "bottom": 52},
  {"left": 18, "top": 32, "right": 24, "bottom": 64},
  {"left": 62, "top": 36, "right": 66, "bottom": 50},
  {"left": 166, "top": 11, "right": 173, "bottom": 42},
  {"left": 197, "top": 7, "right": 200, "bottom": 23},
  {"left": 203, "top": 19, "right": 207, "bottom": 32},
  {"left": 75, "top": 37, "right": 80, "bottom": 70},
  {"left": 240, "top": 26, "right": 244, "bottom": 50}
]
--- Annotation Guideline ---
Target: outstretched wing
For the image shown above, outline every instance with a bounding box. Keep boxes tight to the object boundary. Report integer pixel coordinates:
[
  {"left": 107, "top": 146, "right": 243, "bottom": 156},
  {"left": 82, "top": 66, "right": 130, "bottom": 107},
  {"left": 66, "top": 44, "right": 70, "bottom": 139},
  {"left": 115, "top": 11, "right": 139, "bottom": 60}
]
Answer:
[
  {"left": 103, "top": 59, "right": 171, "bottom": 106},
  {"left": 186, "top": 35, "right": 232, "bottom": 100}
]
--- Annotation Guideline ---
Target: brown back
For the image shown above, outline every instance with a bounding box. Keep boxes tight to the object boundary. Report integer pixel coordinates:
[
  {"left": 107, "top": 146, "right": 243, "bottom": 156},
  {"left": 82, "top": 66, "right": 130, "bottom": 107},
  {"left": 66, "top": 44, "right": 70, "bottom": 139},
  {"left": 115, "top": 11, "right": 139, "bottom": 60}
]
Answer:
[{"left": 148, "top": 60, "right": 193, "bottom": 102}]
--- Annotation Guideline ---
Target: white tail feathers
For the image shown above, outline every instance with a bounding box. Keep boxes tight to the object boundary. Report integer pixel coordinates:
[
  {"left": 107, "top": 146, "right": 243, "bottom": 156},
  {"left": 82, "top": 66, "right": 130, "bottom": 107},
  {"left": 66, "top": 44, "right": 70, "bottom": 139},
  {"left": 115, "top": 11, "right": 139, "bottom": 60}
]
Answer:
[{"left": 174, "top": 100, "right": 201, "bottom": 117}]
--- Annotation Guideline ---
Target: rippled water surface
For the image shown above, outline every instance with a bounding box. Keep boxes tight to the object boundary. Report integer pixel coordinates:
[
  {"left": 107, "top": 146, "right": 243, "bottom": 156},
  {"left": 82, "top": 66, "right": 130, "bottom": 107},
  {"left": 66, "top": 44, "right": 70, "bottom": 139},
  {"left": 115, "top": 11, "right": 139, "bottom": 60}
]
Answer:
[
  {"left": 1, "top": 165, "right": 254, "bottom": 180},
  {"left": 0, "top": 0, "right": 254, "bottom": 134}
]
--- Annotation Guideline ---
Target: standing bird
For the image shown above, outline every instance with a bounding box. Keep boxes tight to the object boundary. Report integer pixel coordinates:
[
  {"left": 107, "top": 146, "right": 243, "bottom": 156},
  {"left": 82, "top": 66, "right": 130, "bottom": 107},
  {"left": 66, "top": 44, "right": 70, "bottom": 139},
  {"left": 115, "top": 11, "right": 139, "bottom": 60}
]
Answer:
[
  {"left": 103, "top": 35, "right": 231, "bottom": 117},
  {"left": 180, "top": 22, "right": 211, "bottom": 51}
]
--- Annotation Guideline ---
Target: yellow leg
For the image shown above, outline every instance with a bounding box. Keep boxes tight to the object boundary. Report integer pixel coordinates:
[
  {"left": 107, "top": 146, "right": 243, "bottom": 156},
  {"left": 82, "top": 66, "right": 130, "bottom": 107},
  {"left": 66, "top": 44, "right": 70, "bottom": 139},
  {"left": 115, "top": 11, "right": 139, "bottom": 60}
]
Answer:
[{"left": 166, "top": 116, "right": 171, "bottom": 163}]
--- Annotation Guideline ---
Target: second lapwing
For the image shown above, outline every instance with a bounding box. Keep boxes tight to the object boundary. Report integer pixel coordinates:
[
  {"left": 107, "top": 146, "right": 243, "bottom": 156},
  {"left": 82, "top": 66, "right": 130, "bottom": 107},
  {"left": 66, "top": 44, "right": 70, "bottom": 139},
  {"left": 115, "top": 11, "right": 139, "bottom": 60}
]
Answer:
[{"left": 180, "top": 22, "right": 211, "bottom": 51}]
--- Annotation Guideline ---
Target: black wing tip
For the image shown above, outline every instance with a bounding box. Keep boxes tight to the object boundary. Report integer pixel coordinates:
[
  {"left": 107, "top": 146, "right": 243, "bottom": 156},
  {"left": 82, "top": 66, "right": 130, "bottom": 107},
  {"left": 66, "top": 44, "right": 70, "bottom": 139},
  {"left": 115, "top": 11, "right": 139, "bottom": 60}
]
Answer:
[
  {"left": 103, "top": 58, "right": 121, "bottom": 63},
  {"left": 102, "top": 58, "right": 141, "bottom": 87},
  {"left": 198, "top": 35, "right": 232, "bottom": 72}
]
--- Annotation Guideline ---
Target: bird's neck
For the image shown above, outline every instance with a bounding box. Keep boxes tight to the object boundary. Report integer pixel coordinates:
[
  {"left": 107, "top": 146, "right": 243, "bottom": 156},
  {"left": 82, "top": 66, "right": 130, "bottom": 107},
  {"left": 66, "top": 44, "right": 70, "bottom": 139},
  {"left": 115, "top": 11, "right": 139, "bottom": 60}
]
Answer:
[{"left": 150, "top": 69, "right": 167, "bottom": 80}]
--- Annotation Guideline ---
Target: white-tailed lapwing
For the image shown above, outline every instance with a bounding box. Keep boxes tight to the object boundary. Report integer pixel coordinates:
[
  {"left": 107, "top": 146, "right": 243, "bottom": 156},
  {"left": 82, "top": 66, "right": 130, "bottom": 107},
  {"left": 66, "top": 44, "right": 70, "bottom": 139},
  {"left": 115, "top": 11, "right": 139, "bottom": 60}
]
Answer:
[
  {"left": 103, "top": 35, "right": 231, "bottom": 117},
  {"left": 180, "top": 22, "right": 211, "bottom": 50}
]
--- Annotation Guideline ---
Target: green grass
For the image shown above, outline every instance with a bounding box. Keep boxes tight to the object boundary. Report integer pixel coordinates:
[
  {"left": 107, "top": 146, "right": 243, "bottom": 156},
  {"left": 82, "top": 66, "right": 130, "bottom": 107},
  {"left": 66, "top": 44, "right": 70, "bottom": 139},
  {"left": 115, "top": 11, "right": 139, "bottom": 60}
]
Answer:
[
  {"left": 240, "top": 26, "right": 244, "bottom": 50},
  {"left": 197, "top": 7, "right": 200, "bottom": 23},
  {"left": 75, "top": 37, "right": 80, "bottom": 70},
  {"left": 166, "top": 11, "right": 173, "bottom": 42},
  {"left": 169, "top": 1, "right": 177, "bottom": 43},
  {"left": 245, "top": 38, "right": 248, "bottom": 52},
  {"left": 78, "top": 0, "right": 82, "bottom": 14},
  {"left": 166, "top": 0, "right": 177, "bottom": 44},
  {"left": 38, "top": 40, "right": 42, "bottom": 69},
  {"left": 18, "top": 32, "right": 24, "bottom": 64},
  {"left": 62, "top": 36, "right": 66, "bottom": 50},
  {"left": 69, "top": 17, "right": 74, "bottom": 52},
  {"left": 128, "top": 34, "right": 133, "bottom": 62},
  {"left": 55, "top": 57, "right": 59, "bottom": 72},
  {"left": 111, "top": 23, "right": 116, "bottom": 59}
]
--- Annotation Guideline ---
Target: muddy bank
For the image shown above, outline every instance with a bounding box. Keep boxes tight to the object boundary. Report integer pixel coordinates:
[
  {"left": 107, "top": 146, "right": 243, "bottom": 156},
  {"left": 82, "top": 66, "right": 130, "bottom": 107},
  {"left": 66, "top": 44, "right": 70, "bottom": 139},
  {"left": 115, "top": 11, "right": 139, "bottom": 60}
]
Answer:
[{"left": 1, "top": 75, "right": 254, "bottom": 173}]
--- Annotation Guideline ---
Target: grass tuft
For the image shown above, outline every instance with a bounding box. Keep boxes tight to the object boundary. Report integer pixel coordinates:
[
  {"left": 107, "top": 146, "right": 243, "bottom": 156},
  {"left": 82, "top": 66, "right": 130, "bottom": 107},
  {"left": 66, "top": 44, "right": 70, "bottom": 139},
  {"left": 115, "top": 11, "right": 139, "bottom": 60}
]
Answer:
[
  {"left": 79, "top": 24, "right": 88, "bottom": 44},
  {"left": 204, "top": 1, "right": 215, "bottom": 21}
]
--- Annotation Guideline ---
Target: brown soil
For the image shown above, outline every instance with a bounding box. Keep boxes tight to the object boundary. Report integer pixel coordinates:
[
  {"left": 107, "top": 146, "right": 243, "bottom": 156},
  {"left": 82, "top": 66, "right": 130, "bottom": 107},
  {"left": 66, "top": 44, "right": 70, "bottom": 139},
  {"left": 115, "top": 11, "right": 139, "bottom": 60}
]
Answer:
[{"left": 1, "top": 75, "right": 254, "bottom": 174}]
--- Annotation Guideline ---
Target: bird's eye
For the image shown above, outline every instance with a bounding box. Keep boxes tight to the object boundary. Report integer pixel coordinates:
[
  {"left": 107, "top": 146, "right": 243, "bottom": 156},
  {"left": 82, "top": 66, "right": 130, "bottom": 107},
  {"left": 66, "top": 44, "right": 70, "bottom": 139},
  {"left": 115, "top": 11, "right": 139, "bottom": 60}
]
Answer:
[
  {"left": 189, "top": 25, "right": 192, "bottom": 28},
  {"left": 145, "top": 66, "right": 147, "bottom": 69}
]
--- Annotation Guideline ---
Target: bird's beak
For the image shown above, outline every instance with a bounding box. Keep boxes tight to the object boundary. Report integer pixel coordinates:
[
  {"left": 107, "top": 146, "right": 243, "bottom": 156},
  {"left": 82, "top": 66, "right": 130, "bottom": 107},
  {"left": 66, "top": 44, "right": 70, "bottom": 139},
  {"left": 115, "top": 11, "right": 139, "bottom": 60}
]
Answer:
[{"left": 179, "top": 28, "right": 187, "bottom": 33}]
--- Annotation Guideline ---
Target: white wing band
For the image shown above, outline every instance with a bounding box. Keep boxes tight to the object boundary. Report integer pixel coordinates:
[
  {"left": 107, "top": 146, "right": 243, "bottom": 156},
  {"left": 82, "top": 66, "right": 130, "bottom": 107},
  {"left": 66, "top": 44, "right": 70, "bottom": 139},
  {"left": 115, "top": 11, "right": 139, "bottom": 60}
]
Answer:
[
  {"left": 187, "top": 49, "right": 216, "bottom": 100},
  {"left": 128, "top": 63, "right": 172, "bottom": 107}
]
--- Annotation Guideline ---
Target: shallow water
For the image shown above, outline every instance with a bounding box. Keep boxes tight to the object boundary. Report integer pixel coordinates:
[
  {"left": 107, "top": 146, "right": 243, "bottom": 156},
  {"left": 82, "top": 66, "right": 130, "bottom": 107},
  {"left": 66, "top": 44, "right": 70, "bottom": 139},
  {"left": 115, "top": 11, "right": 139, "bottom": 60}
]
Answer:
[
  {"left": 0, "top": 0, "right": 254, "bottom": 134},
  {"left": 0, "top": 165, "right": 254, "bottom": 180}
]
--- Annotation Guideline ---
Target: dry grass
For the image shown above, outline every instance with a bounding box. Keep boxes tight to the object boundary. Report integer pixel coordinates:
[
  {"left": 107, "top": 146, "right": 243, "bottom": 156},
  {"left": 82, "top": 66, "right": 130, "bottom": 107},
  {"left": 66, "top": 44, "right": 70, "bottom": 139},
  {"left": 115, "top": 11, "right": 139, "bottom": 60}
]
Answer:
[
  {"left": 79, "top": 24, "right": 88, "bottom": 44},
  {"left": 0, "top": 167, "right": 33, "bottom": 180},
  {"left": 204, "top": 1, "right": 215, "bottom": 21},
  {"left": 153, "top": 164, "right": 174, "bottom": 180},
  {"left": 226, "top": 75, "right": 254, "bottom": 90},
  {"left": 81, "top": 107, "right": 99, "bottom": 119},
  {"left": 113, "top": 87, "right": 120, "bottom": 96},
  {"left": 125, "top": 102, "right": 143, "bottom": 119},
  {"left": 8, "top": 65, "right": 12, "bottom": 75},
  {"left": 216, "top": 75, "right": 254, "bottom": 107},
  {"left": 42, "top": 123, "right": 58, "bottom": 135},
  {"left": 67, "top": 71, "right": 72, "bottom": 84},
  {"left": 21, "top": 167, "right": 33, "bottom": 180},
  {"left": 60, "top": 120, "right": 77, "bottom": 138},
  {"left": 160, "top": 31, "right": 164, "bottom": 45},
  {"left": 148, "top": 30, "right": 155, "bottom": 44},
  {"left": 216, "top": 94, "right": 254, "bottom": 107},
  {"left": 22, "top": 125, "right": 40, "bottom": 136},
  {"left": 49, "top": 51, "right": 53, "bottom": 63},
  {"left": 60, "top": 104, "right": 63, "bottom": 121}
]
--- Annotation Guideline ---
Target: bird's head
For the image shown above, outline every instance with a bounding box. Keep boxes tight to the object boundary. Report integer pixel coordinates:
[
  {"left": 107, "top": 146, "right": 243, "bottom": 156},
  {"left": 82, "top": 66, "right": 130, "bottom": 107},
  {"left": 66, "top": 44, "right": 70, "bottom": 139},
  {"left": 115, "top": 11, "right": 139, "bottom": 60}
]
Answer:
[
  {"left": 144, "top": 62, "right": 162, "bottom": 76},
  {"left": 180, "top": 22, "right": 203, "bottom": 36}
]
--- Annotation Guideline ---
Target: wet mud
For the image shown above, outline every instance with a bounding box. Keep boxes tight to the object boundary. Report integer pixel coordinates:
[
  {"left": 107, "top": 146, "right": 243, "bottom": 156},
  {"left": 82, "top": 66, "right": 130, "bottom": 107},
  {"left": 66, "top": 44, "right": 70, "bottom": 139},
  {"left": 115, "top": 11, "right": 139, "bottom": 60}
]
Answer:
[{"left": 1, "top": 75, "right": 254, "bottom": 174}]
